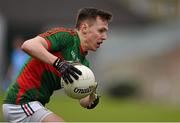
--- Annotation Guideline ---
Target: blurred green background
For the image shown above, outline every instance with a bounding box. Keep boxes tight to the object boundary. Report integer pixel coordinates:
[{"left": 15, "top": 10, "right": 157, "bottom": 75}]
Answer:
[{"left": 1, "top": 91, "right": 180, "bottom": 122}]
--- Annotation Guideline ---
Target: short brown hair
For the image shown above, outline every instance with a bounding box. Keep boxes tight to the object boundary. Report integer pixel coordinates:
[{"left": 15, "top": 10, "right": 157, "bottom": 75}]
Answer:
[{"left": 75, "top": 7, "right": 113, "bottom": 30}]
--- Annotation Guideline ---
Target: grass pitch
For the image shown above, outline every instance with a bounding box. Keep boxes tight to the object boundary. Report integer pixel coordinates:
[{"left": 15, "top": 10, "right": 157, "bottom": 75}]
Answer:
[
  {"left": 46, "top": 92, "right": 180, "bottom": 122},
  {"left": 1, "top": 92, "right": 180, "bottom": 122}
]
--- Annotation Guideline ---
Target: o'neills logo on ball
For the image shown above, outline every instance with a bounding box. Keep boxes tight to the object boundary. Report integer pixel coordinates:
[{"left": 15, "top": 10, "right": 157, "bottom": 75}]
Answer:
[{"left": 74, "top": 87, "right": 92, "bottom": 94}]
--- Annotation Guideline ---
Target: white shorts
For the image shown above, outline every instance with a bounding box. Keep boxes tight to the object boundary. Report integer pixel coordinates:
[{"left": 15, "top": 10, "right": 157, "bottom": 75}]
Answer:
[{"left": 2, "top": 101, "right": 53, "bottom": 122}]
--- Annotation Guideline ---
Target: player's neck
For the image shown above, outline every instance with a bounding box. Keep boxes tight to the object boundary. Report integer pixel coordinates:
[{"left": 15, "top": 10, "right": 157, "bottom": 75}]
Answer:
[{"left": 76, "top": 30, "right": 88, "bottom": 52}]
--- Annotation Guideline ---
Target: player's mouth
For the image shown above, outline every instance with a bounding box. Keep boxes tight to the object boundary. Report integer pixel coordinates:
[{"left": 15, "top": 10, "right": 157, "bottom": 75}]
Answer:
[{"left": 97, "top": 42, "right": 102, "bottom": 48}]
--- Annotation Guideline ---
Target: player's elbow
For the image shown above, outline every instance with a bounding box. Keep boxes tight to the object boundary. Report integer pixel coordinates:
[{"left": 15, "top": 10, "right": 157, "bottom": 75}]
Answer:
[
  {"left": 21, "top": 38, "right": 36, "bottom": 54},
  {"left": 21, "top": 40, "right": 30, "bottom": 52}
]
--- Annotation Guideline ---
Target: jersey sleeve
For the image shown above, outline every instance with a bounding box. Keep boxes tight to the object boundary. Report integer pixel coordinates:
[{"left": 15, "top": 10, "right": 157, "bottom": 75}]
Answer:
[{"left": 39, "top": 28, "right": 75, "bottom": 52}]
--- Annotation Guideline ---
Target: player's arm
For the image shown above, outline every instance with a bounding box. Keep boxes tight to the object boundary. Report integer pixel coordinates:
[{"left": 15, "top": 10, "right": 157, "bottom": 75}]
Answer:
[
  {"left": 21, "top": 36, "right": 82, "bottom": 83},
  {"left": 21, "top": 36, "right": 56, "bottom": 65}
]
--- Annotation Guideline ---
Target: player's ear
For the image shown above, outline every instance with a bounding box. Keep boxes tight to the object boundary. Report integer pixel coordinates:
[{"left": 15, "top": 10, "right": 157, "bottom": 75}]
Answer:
[{"left": 81, "top": 23, "right": 88, "bottom": 34}]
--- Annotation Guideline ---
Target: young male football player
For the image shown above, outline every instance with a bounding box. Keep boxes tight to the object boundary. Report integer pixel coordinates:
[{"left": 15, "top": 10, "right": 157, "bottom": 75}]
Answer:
[{"left": 2, "top": 7, "right": 112, "bottom": 122}]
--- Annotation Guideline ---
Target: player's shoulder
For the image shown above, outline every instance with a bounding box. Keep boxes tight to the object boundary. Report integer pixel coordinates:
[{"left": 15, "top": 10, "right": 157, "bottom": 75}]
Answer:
[
  {"left": 39, "top": 27, "right": 76, "bottom": 38},
  {"left": 50, "top": 27, "right": 76, "bottom": 36}
]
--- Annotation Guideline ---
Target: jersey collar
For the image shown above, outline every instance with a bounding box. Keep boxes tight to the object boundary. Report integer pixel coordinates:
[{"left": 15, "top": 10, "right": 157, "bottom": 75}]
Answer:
[
  {"left": 80, "top": 44, "right": 88, "bottom": 56},
  {"left": 74, "top": 30, "right": 88, "bottom": 56}
]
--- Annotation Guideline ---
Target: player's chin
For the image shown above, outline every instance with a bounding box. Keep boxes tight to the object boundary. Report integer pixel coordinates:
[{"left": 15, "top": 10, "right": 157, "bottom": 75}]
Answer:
[
  {"left": 92, "top": 46, "right": 99, "bottom": 51},
  {"left": 91, "top": 48, "right": 97, "bottom": 52}
]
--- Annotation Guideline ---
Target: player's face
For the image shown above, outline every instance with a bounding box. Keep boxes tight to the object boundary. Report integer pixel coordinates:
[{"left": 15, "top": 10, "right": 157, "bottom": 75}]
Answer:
[{"left": 86, "top": 16, "right": 108, "bottom": 51}]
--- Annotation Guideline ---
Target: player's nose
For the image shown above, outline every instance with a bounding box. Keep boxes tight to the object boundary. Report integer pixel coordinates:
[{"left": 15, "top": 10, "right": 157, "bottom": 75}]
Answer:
[{"left": 101, "top": 33, "right": 107, "bottom": 40}]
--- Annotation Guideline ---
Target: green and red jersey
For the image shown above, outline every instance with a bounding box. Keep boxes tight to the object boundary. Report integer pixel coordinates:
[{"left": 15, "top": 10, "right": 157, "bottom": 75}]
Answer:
[{"left": 4, "top": 27, "right": 90, "bottom": 106}]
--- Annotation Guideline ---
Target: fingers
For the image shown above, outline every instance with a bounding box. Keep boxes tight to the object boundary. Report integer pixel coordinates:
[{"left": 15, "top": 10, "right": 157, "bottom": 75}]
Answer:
[
  {"left": 63, "top": 72, "right": 73, "bottom": 84},
  {"left": 87, "top": 96, "right": 99, "bottom": 109},
  {"left": 68, "top": 69, "right": 79, "bottom": 80},
  {"left": 62, "top": 64, "right": 82, "bottom": 84},
  {"left": 63, "top": 68, "right": 81, "bottom": 84},
  {"left": 62, "top": 76, "right": 68, "bottom": 84},
  {"left": 70, "top": 66, "right": 82, "bottom": 75},
  {"left": 90, "top": 93, "right": 98, "bottom": 102}
]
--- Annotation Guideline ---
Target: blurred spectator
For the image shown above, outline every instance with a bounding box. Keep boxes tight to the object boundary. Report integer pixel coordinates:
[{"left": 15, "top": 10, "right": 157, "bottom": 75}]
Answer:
[{"left": 2, "top": 35, "right": 29, "bottom": 91}]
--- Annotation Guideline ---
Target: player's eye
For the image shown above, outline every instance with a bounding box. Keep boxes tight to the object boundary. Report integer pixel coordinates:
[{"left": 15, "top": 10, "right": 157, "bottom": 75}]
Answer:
[{"left": 98, "top": 29, "right": 105, "bottom": 33}]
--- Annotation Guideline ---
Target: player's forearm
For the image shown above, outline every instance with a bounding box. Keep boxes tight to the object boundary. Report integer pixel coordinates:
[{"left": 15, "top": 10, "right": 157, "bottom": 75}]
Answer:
[{"left": 21, "top": 36, "right": 57, "bottom": 65}]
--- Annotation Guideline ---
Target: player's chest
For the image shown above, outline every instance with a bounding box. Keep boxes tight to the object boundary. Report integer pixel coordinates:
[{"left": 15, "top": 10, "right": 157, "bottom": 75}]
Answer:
[{"left": 62, "top": 47, "right": 82, "bottom": 62}]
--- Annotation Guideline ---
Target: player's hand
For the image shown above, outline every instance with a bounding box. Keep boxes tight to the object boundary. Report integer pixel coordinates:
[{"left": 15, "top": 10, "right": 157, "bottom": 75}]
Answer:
[
  {"left": 87, "top": 92, "right": 100, "bottom": 109},
  {"left": 53, "top": 58, "right": 82, "bottom": 84},
  {"left": 87, "top": 83, "right": 100, "bottom": 109}
]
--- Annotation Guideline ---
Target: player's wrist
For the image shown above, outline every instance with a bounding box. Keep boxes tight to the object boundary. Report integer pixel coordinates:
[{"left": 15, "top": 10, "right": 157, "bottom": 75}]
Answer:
[{"left": 53, "top": 57, "right": 64, "bottom": 69}]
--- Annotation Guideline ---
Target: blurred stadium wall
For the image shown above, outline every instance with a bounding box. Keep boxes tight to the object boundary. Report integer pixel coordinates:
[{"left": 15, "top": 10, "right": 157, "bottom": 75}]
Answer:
[{"left": 0, "top": 13, "right": 6, "bottom": 85}]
